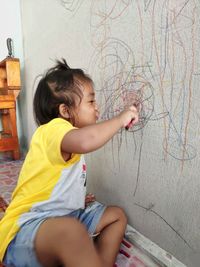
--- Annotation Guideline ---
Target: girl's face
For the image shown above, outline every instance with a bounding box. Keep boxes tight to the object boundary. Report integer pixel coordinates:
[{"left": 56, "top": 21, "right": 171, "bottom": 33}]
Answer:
[{"left": 74, "top": 82, "right": 99, "bottom": 128}]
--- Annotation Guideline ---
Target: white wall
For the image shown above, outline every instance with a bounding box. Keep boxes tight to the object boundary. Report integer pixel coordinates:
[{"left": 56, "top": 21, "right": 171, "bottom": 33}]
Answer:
[
  {"left": 20, "top": 1, "right": 200, "bottom": 266},
  {"left": 0, "top": 1, "right": 22, "bottom": 59},
  {"left": 0, "top": 0, "right": 25, "bottom": 153}
]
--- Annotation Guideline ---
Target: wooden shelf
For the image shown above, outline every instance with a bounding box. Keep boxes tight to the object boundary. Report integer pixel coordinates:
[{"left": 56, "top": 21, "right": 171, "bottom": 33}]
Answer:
[{"left": 0, "top": 57, "right": 21, "bottom": 160}]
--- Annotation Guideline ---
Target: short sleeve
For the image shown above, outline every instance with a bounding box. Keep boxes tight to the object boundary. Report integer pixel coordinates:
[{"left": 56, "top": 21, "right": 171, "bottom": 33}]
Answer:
[{"left": 42, "top": 118, "right": 75, "bottom": 165}]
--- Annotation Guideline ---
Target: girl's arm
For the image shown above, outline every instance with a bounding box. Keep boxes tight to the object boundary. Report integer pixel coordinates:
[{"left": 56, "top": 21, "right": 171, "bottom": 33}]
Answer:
[{"left": 61, "top": 106, "right": 138, "bottom": 154}]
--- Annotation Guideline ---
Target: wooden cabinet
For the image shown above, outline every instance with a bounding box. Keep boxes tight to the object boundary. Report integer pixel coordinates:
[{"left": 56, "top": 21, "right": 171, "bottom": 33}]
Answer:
[{"left": 0, "top": 58, "right": 21, "bottom": 160}]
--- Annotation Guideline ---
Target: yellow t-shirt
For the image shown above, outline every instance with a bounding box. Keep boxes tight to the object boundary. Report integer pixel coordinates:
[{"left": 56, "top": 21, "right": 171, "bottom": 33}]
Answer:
[{"left": 0, "top": 118, "right": 87, "bottom": 260}]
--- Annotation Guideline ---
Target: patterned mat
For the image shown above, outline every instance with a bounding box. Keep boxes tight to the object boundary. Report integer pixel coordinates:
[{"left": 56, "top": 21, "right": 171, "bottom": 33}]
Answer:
[{"left": 0, "top": 159, "right": 23, "bottom": 203}]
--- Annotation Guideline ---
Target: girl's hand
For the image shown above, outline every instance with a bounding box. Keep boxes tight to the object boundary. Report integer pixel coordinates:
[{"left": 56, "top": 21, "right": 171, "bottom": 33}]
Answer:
[
  {"left": 118, "top": 105, "right": 139, "bottom": 129},
  {"left": 85, "top": 193, "right": 96, "bottom": 206}
]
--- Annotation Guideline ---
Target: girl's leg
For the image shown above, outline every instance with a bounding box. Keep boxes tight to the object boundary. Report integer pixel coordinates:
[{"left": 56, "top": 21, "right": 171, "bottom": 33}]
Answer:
[
  {"left": 34, "top": 217, "right": 103, "bottom": 267},
  {"left": 94, "top": 206, "right": 127, "bottom": 267}
]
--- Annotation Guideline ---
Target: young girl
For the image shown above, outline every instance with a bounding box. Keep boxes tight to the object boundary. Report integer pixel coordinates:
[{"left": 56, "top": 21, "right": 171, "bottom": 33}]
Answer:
[{"left": 0, "top": 59, "right": 139, "bottom": 267}]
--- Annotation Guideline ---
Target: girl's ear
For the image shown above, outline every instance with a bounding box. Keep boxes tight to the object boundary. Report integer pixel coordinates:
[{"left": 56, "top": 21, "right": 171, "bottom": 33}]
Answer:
[{"left": 58, "top": 104, "right": 70, "bottom": 119}]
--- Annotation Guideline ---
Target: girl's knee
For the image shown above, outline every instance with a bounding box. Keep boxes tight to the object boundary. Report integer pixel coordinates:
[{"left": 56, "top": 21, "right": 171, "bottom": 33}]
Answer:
[
  {"left": 106, "top": 206, "right": 127, "bottom": 224},
  {"left": 35, "top": 217, "right": 98, "bottom": 267},
  {"left": 95, "top": 206, "right": 127, "bottom": 234},
  {"left": 55, "top": 217, "right": 88, "bottom": 238},
  {"left": 36, "top": 217, "right": 88, "bottom": 246},
  {"left": 114, "top": 206, "right": 127, "bottom": 224}
]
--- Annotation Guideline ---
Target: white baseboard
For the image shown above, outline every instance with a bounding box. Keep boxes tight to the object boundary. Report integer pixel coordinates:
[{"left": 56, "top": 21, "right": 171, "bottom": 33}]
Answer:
[{"left": 125, "top": 224, "right": 187, "bottom": 267}]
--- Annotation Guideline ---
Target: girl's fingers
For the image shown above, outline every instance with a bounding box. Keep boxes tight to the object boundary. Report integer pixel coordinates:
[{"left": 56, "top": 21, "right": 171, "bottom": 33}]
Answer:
[
  {"left": 86, "top": 193, "right": 95, "bottom": 198},
  {"left": 86, "top": 196, "right": 95, "bottom": 202},
  {"left": 85, "top": 194, "right": 96, "bottom": 204}
]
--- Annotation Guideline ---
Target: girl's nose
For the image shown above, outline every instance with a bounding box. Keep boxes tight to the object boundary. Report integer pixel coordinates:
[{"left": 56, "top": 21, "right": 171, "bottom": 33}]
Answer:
[{"left": 95, "top": 102, "right": 99, "bottom": 111}]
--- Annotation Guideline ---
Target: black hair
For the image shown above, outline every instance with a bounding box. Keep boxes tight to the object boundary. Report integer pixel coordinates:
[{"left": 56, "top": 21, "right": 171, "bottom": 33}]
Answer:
[{"left": 33, "top": 58, "right": 93, "bottom": 125}]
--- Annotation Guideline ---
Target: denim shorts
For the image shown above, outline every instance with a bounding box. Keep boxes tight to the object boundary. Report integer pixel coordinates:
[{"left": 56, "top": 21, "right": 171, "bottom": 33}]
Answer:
[{"left": 3, "top": 201, "right": 106, "bottom": 267}]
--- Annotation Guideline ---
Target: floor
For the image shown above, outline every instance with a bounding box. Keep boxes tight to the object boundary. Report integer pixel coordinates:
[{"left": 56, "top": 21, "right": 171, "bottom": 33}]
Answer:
[{"left": 0, "top": 157, "right": 160, "bottom": 267}]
